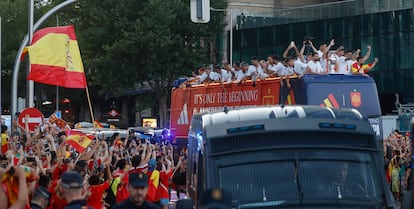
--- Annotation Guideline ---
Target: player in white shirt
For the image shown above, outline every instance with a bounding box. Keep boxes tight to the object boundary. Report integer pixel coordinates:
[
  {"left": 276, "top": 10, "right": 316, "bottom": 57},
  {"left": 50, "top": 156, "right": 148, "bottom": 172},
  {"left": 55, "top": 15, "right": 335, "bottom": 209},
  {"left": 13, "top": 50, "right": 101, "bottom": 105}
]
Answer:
[
  {"left": 221, "top": 63, "right": 233, "bottom": 84},
  {"left": 294, "top": 59, "right": 307, "bottom": 75},
  {"left": 208, "top": 65, "right": 221, "bottom": 82},
  {"left": 309, "top": 39, "right": 335, "bottom": 72},
  {"left": 264, "top": 55, "right": 284, "bottom": 77},
  {"left": 333, "top": 46, "right": 347, "bottom": 74},
  {"left": 193, "top": 67, "right": 208, "bottom": 84},
  {"left": 306, "top": 52, "right": 324, "bottom": 74},
  {"left": 236, "top": 62, "right": 250, "bottom": 83}
]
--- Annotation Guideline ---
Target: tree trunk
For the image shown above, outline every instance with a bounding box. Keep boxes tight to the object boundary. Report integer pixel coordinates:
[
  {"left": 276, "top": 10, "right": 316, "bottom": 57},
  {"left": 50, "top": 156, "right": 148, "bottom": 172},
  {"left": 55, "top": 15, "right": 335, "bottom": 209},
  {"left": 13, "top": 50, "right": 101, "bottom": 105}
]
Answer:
[{"left": 158, "top": 94, "right": 168, "bottom": 128}]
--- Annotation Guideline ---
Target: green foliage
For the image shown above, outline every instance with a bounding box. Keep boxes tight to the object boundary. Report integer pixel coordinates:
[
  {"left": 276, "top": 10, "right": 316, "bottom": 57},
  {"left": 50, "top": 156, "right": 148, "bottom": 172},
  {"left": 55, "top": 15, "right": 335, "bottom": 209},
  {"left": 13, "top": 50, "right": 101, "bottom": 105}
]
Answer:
[
  {"left": 70, "top": 0, "right": 227, "bottom": 97},
  {"left": 0, "top": 0, "right": 226, "bottom": 114}
]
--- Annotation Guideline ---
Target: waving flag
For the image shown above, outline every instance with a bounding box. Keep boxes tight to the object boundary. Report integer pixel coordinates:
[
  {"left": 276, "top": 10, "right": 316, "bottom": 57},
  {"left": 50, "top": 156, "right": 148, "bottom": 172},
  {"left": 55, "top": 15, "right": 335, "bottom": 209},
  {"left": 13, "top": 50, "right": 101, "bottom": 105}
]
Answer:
[
  {"left": 65, "top": 130, "right": 94, "bottom": 152},
  {"left": 26, "top": 25, "right": 87, "bottom": 88},
  {"left": 146, "top": 170, "right": 160, "bottom": 202},
  {"left": 94, "top": 119, "right": 104, "bottom": 128}
]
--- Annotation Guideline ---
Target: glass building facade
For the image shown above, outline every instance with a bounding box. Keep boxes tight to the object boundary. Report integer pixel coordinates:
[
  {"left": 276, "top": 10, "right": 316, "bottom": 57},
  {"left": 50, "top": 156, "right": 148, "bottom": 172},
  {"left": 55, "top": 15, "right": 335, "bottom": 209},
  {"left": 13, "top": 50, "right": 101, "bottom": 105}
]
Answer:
[{"left": 231, "top": 0, "right": 414, "bottom": 114}]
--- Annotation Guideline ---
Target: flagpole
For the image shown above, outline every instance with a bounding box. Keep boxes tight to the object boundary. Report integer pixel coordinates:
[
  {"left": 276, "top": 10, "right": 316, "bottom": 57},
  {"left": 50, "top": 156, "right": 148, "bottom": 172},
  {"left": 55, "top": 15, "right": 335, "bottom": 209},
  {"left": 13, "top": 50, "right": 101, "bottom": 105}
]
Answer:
[
  {"left": 85, "top": 85, "right": 97, "bottom": 133},
  {"left": 56, "top": 15, "right": 59, "bottom": 112}
]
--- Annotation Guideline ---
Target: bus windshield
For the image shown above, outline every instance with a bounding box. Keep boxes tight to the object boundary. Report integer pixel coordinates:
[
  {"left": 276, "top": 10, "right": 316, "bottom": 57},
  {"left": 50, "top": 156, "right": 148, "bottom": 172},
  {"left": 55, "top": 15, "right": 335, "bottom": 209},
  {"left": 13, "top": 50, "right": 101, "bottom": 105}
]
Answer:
[{"left": 217, "top": 150, "right": 384, "bottom": 208}]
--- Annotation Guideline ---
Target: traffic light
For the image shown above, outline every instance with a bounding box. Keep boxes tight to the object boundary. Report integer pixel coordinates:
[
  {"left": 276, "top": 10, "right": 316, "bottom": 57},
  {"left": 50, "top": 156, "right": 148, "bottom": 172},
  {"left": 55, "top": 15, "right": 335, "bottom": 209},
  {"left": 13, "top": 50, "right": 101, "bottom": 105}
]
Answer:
[{"left": 190, "top": 0, "right": 210, "bottom": 23}]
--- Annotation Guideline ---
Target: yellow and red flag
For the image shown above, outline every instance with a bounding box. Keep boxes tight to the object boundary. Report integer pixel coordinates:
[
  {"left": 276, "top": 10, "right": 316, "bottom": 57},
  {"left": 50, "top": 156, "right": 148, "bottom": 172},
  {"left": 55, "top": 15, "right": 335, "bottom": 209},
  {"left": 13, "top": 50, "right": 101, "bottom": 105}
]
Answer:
[
  {"left": 146, "top": 170, "right": 160, "bottom": 202},
  {"left": 94, "top": 119, "right": 104, "bottom": 128},
  {"left": 26, "top": 25, "right": 87, "bottom": 88},
  {"left": 65, "top": 130, "right": 94, "bottom": 153}
]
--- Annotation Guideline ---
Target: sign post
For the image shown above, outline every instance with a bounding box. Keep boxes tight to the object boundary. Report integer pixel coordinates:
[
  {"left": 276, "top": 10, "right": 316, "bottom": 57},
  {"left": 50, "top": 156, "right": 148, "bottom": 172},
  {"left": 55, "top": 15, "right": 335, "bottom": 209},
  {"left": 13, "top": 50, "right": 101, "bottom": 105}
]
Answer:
[{"left": 18, "top": 108, "right": 44, "bottom": 131}]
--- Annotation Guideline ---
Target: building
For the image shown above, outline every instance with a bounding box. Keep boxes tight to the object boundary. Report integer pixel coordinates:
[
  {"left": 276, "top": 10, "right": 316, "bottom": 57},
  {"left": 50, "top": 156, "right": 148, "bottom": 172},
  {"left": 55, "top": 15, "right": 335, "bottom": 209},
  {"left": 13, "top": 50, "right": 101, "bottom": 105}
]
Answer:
[{"left": 224, "top": 0, "right": 414, "bottom": 114}]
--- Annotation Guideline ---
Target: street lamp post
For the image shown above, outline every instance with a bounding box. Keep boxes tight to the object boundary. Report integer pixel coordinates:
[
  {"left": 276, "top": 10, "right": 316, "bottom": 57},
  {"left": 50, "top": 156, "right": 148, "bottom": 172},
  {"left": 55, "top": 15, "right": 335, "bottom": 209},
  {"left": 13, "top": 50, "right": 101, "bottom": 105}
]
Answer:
[
  {"left": 11, "top": 0, "right": 79, "bottom": 123},
  {"left": 27, "top": 0, "right": 35, "bottom": 108},
  {"left": 210, "top": 7, "right": 233, "bottom": 66}
]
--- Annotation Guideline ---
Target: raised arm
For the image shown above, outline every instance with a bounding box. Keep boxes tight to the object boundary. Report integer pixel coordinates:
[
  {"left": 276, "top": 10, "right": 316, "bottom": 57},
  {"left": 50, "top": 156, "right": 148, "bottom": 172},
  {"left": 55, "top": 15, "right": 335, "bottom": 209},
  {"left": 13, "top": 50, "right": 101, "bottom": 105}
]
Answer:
[
  {"left": 283, "top": 44, "right": 294, "bottom": 58},
  {"left": 9, "top": 167, "right": 29, "bottom": 209},
  {"left": 298, "top": 41, "right": 306, "bottom": 62},
  {"left": 309, "top": 40, "right": 318, "bottom": 53},
  {"left": 365, "top": 58, "right": 379, "bottom": 72},
  {"left": 362, "top": 45, "right": 371, "bottom": 62},
  {"left": 322, "top": 39, "right": 335, "bottom": 58}
]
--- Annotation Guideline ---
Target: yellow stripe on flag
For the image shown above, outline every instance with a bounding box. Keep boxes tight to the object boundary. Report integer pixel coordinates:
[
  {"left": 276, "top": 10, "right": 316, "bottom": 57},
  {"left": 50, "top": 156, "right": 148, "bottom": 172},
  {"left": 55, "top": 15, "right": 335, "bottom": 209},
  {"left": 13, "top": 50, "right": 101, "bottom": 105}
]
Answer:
[
  {"left": 287, "top": 94, "right": 292, "bottom": 104},
  {"left": 28, "top": 34, "right": 84, "bottom": 73},
  {"left": 324, "top": 98, "right": 333, "bottom": 108}
]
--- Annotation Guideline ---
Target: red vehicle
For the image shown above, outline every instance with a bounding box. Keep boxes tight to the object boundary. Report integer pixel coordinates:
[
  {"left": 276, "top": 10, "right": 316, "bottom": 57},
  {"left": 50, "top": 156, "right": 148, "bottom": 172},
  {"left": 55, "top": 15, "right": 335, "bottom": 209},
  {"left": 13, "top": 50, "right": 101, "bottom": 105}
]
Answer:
[{"left": 170, "top": 74, "right": 382, "bottom": 140}]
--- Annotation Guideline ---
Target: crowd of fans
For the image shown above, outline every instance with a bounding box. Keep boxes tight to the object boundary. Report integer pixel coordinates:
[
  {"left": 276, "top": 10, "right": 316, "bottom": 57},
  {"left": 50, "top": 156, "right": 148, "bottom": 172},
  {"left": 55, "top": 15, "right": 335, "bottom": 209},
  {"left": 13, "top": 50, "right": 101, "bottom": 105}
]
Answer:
[
  {"left": 384, "top": 130, "right": 413, "bottom": 202},
  {"left": 0, "top": 119, "right": 188, "bottom": 209},
  {"left": 187, "top": 38, "right": 379, "bottom": 87}
]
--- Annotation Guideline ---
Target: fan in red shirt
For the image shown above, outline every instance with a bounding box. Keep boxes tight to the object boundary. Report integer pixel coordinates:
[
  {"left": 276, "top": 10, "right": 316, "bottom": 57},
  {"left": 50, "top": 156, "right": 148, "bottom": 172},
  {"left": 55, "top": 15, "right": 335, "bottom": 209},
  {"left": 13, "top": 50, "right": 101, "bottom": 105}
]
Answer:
[
  {"left": 87, "top": 163, "right": 112, "bottom": 209},
  {"left": 154, "top": 164, "right": 173, "bottom": 209},
  {"left": 351, "top": 56, "right": 379, "bottom": 74},
  {"left": 113, "top": 159, "right": 129, "bottom": 203}
]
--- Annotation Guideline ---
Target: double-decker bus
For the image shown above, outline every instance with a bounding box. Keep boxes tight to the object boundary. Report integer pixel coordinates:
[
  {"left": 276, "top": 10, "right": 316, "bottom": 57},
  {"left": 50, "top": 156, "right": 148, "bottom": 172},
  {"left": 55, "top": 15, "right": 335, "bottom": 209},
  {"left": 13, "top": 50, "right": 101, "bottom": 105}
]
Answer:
[
  {"left": 186, "top": 105, "right": 394, "bottom": 209},
  {"left": 170, "top": 74, "right": 382, "bottom": 141}
]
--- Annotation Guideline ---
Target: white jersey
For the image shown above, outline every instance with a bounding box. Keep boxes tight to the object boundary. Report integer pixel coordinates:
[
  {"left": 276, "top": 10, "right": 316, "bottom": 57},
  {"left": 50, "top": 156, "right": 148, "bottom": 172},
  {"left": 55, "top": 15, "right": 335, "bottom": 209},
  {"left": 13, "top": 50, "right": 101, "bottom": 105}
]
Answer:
[
  {"left": 234, "top": 70, "right": 245, "bottom": 82},
  {"left": 344, "top": 60, "right": 354, "bottom": 74},
  {"left": 307, "top": 60, "right": 324, "bottom": 74},
  {"left": 221, "top": 69, "right": 233, "bottom": 83},
  {"left": 294, "top": 59, "right": 307, "bottom": 75},
  {"left": 335, "top": 55, "right": 347, "bottom": 74},
  {"left": 196, "top": 72, "right": 208, "bottom": 84},
  {"left": 271, "top": 62, "right": 285, "bottom": 76},
  {"left": 246, "top": 65, "right": 261, "bottom": 76},
  {"left": 281, "top": 66, "right": 294, "bottom": 76},
  {"left": 209, "top": 71, "right": 221, "bottom": 82}
]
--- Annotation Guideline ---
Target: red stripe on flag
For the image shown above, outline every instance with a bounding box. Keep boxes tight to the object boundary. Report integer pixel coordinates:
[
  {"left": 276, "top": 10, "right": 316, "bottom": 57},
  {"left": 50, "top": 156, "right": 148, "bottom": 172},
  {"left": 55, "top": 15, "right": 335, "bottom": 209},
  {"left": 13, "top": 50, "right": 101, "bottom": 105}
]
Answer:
[
  {"left": 27, "top": 65, "right": 87, "bottom": 88},
  {"left": 31, "top": 25, "right": 77, "bottom": 45},
  {"left": 328, "top": 94, "right": 339, "bottom": 108}
]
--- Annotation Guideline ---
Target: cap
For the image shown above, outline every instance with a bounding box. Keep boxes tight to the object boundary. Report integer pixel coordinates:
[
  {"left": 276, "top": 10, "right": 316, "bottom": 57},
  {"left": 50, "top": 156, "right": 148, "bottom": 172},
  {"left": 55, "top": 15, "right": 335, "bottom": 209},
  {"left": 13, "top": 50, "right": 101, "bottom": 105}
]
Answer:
[
  {"left": 337, "top": 46, "right": 344, "bottom": 51},
  {"left": 61, "top": 171, "right": 83, "bottom": 189},
  {"left": 34, "top": 186, "right": 51, "bottom": 200},
  {"left": 129, "top": 172, "right": 148, "bottom": 188},
  {"left": 200, "top": 188, "right": 232, "bottom": 209}
]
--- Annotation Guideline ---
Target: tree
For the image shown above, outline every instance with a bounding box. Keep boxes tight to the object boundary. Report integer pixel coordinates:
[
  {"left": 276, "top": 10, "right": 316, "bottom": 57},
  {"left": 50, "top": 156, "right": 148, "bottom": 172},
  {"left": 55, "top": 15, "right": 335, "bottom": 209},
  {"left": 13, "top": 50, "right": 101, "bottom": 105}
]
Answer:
[
  {"left": 0, "top": 0, "right": 68, "bottom": 110},
  {"left": 67, "top": 0, "right": 227, "bottom": 126}
]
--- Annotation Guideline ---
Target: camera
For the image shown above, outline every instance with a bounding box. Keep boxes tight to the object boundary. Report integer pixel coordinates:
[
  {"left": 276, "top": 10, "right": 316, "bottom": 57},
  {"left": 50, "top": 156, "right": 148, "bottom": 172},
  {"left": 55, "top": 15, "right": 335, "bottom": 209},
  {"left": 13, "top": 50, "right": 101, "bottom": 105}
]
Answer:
[{"left": 304, "top": 36, "right": 314, "bottom": 45}]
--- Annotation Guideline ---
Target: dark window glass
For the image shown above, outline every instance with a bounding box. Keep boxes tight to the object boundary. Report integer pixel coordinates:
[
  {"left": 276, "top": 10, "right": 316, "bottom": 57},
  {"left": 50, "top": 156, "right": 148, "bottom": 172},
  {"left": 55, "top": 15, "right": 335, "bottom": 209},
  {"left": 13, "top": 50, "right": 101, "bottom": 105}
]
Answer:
[
  {"left": 395, "top": 9, "right": 414, "bottom": 32},
  {"left": 241, "top": 29, "right": 257, "bottom": 48},
  {"left": 361, "top": 14, "right": 374, "bottom": 36},
  {"left": 257, "top": 47, "right": 273, "bottom": 60},
  {"left": 217, "top": 150, "right": 383, "bottom": 207},
  {"left": 258, "top": 27, "right": 273, "bottom": 47}
]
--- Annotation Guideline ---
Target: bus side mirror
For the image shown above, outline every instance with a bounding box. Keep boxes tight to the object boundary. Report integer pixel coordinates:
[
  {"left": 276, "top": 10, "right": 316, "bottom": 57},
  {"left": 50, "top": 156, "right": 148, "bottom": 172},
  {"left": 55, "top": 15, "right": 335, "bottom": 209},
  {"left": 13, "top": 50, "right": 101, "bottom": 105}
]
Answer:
[{"left": 176, "top": 199, "right": 193, "bottom": 209}]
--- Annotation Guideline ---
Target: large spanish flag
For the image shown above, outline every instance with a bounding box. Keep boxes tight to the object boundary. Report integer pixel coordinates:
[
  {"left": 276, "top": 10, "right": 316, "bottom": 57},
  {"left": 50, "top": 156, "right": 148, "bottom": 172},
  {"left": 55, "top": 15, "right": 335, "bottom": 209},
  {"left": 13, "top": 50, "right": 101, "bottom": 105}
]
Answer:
[
  {"left": 65, "top": 130, "right": 94, "bottom": 153},
  {"left": 27, "top": 25, "right": 87, "bottom": 88}
]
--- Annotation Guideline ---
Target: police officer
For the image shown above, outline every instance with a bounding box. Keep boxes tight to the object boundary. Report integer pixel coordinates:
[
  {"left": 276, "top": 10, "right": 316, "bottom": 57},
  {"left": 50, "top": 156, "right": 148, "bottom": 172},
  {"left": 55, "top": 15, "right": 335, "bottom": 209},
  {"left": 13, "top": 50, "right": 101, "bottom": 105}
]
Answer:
[
  {"left": 59, "top": 171, "right": 89, "bottom": 209},
  {"left": 200, "top": 188, "right": 232, "bottom": 209},
  {"left": 30, "top": 187, "right": 50, "bottom": 209},
  {"left": 113, "top": 172, "right": 160, "bottom": 209}
]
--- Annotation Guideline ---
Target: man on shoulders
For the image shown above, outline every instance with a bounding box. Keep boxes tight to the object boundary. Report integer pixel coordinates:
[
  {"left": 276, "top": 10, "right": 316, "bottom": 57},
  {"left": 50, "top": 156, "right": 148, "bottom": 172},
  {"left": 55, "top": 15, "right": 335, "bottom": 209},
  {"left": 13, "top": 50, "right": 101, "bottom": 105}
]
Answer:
[{"left": 113, "top": 172, "right": 160, "bottom": 209}]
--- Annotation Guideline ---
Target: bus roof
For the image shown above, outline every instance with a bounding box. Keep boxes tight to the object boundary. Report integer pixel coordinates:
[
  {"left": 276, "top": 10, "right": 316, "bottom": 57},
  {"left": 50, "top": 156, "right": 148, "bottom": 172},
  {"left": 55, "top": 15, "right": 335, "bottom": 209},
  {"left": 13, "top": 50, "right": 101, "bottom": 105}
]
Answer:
[{"left": 192, "top": 105, "right": 365, "bottom": 127}]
